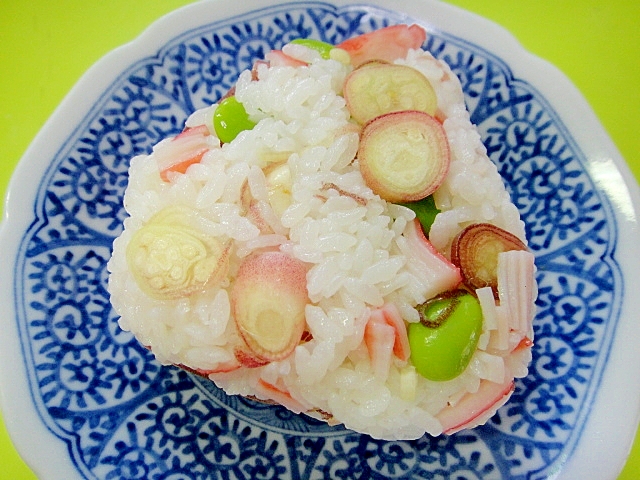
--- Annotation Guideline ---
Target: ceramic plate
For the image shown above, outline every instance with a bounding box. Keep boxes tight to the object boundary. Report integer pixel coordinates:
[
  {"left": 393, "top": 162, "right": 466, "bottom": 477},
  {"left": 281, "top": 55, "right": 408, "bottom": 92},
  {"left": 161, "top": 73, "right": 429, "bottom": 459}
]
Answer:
[{"left": 2, "top": 1, "right": 640, "bottom": 478}]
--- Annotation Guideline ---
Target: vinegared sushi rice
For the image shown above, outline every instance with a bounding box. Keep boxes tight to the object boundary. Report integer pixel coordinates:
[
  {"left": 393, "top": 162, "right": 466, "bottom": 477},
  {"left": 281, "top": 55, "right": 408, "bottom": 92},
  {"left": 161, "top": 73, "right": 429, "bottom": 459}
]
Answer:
[{"left": 107, "top": 25, "right": 537, "bottom": 440}]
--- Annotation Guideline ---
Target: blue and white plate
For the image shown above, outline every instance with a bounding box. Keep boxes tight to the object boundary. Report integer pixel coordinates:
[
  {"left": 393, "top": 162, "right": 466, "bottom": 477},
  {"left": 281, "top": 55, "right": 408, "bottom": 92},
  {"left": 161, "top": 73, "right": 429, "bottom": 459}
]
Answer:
[{"left": 2, "top": 1, "right": 640, "bottom": 478}]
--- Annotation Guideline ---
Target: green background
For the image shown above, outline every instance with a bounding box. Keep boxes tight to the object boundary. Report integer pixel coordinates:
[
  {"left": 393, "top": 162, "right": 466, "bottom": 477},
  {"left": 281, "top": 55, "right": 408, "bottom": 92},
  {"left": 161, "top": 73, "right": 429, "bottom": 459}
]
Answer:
[{"left": 1, "top": 1, "right": 638, "bottom": 478}]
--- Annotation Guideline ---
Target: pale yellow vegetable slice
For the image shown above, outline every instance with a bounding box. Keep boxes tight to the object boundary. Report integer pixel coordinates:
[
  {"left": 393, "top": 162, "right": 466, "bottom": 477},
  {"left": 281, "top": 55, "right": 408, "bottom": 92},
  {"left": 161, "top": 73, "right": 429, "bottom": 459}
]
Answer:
[
  {"left": 231, "top": 251, "right": 308, "bottom": 362},
  {"left": 344, "top": 63, "right": 437, "bottom": 125},
  {"left": 357, "top": 110, "right": 450, "bottom": 203},
  {"left": 126, "top": 206, "right": 229, "bottom": 299}
]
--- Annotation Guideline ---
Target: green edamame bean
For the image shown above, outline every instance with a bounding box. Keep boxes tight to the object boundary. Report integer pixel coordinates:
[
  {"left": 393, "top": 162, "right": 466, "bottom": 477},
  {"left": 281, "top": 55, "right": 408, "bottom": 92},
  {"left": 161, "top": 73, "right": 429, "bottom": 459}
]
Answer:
[
  {"left": 290, "top": 38, "right": 333, "bottom": 59},
  {"left": 213, "top": 96, "right": 256, "bottom": 143},
  {"left": 399, "top": 195, "right": 440, "bottom": 235},
  {"left": 408, "top": 290, "right": 483, "bottom": 381}
]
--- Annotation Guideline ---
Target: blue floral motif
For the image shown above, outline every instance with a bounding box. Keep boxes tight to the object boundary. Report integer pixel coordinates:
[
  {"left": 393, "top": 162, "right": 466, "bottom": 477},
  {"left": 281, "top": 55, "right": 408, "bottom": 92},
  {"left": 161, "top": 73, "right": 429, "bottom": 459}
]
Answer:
[{"left": 13, "top": 2, "right": 621, "bottom": 479}]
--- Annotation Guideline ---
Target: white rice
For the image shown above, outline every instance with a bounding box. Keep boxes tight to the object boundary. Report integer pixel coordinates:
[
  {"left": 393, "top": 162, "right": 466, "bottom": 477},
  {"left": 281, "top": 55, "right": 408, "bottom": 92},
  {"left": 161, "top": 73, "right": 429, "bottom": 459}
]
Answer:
[{"left": 108, "top": 43, "right": 534, "bottom": 440}]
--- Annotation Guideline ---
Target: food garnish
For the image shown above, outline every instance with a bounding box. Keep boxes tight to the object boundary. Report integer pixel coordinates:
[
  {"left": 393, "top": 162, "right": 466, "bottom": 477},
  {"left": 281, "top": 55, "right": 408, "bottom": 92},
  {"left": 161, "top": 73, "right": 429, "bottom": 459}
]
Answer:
[
  {"left": 126, "top": 206, "right": 229, "bottom": 299},
  {"left": 357, "top": 110, "right": 450, "bottom": 203},
  {"left": 344, "top": 63, "right": 438, "bottom": 125},
  {"left": 337, "top": 24, "right": 427, "bottom": 67},
  {"left": 451, "top": 223, "right": 527, "bottom": 297},
  {"left": 156, "top": 124, "right": 213, "bottom": 181},
  {"left": 231, "top": 251, "right": 309, "bottom": 362}
]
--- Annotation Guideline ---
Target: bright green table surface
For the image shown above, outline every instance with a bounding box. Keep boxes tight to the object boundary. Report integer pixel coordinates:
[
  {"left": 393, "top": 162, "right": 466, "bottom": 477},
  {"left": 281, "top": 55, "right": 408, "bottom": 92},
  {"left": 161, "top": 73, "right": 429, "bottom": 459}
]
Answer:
[{"left": 1, "top": 1, "right": 638, "bottom": 478}]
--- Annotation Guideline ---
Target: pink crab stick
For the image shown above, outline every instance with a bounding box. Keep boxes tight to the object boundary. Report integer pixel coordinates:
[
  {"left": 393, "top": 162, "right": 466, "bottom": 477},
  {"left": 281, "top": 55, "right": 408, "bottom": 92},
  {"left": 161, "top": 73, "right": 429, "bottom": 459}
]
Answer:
[
  {"left": 337, "top": 24, "right": 427, "bottom": 67},
  {"left": 364, "top": 309, "right": 396, "bottom": 380},
  {"left": 380, "top": 303, "right": 411, "bottom": 361},
  {"left": 265, "top": 49, "right": 308, "bottom": 68},
  {"left": 437, "top": 378, "right": 515, "bottom": 434},
  {"left": 156, "top": 124, "right": 212, "bottom": 181},
  {"left": 256, "top": 379, "right": 309, "bottom": 414},
  {"left": 364, "top": 303, "right": 411, "bottom": 381},
  {"left": 403, "top": 218, "right": 462, "bottom": 299}
]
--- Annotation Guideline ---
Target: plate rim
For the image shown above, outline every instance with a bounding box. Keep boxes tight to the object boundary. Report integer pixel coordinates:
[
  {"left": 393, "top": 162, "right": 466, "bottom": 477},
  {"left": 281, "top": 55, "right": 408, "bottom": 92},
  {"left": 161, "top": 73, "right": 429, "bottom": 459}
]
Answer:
[{"left": 1, "top": 1, "right": 640, "bottom": 479}]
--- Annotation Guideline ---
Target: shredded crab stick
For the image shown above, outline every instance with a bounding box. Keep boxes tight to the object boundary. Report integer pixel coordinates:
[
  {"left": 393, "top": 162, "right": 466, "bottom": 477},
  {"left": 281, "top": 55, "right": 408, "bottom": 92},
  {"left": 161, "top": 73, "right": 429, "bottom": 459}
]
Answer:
[
  {"left": 337, "top": 24, "right": 427, "bottom": 67},
  {"left": 364, "top": 309, "right": 396, "bottom": 381},
  {"left": 437, "top": 377, "right": 515, "bottom": 434},
  {"left": 255, "top": 379, "right": 310, "bottom": 414},
  {"left": 400, "top": 218, "right": 462, "bottom": 299},
  {"left": 364, "top": 303, "right": 411, "bottom": 381},
  {"left": 497, "top": 250, "right": 537, "bottom": 338},
  {"left": 264, "top": 49, "right": 309, "bottom": 68},
  {"left": 155, "top": 124, "right": 214, "bottom": 181},
  {"left": 177, "top": 358, "right": 240, "bottom": 377},
  {"left": 474, "top": 249, "right": 536, "bottom": 356},
  {"left": 380, "top": 303, "right": 411, "bottom": 361}
]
